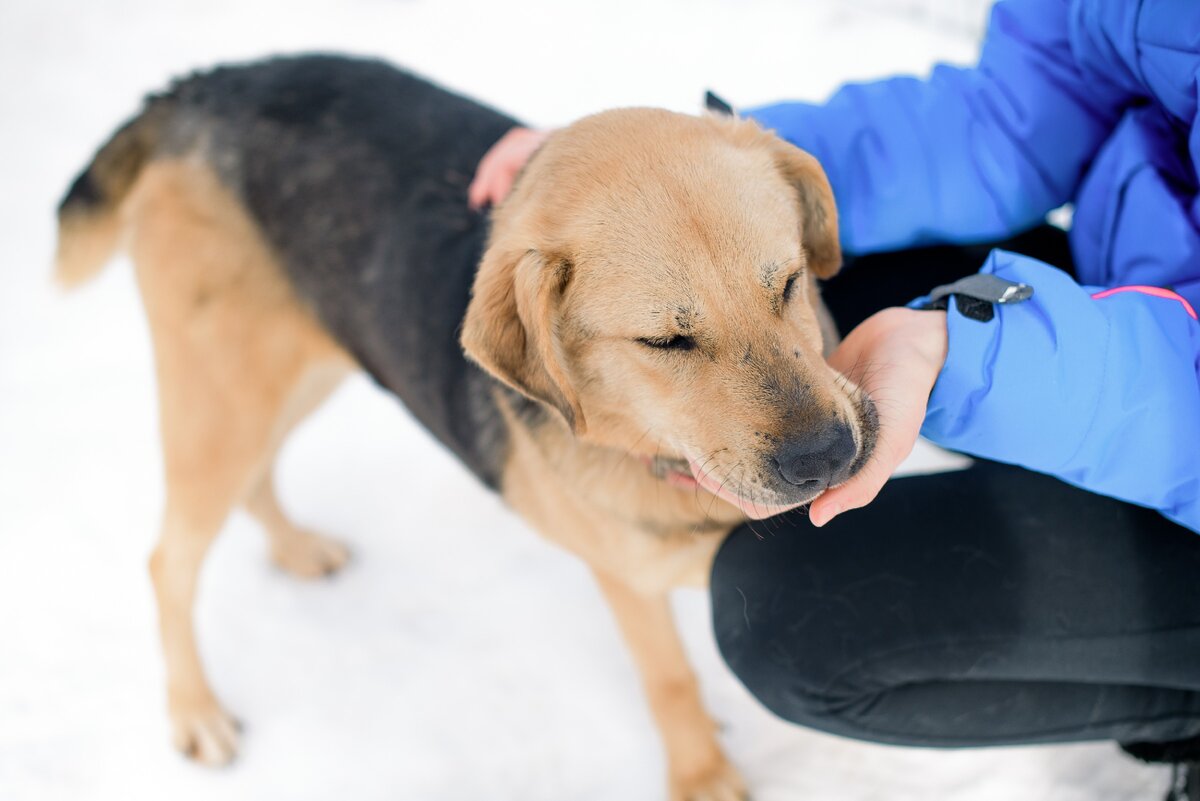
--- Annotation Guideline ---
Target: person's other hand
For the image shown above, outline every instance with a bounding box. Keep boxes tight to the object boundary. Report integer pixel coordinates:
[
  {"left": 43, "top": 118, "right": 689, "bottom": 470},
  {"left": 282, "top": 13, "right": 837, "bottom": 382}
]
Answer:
[
  {"left": 468, "top": 127, "right": 550, "bottom": 210},
  {"left": 809, "top": 307, "right": 948, "bottom": 527}
]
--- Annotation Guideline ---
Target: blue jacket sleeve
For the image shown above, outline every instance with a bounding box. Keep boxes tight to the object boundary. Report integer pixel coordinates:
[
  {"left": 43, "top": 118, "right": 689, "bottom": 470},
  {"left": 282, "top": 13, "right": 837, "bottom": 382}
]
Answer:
[
  {"left": 921, "top": 250, "right": 1200, "bottom": 533},
  {"left": 744, "top": 0, "right": 1127, "bottom": 254}
]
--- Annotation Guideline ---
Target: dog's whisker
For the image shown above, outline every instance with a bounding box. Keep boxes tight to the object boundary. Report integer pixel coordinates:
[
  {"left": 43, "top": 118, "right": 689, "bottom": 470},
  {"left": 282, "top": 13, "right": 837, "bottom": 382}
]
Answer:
[
  {"left": 704, "top": 457, "right": 742, "bottom": 521},
  {"left": 735, "top": 466, "right": 772, "bottom": 542},
  {"left": 689, "top": 448, "right": 725, "bottom": 504},
  {"left": 608, "top": 425, "right": 658, "bottom": 482}
]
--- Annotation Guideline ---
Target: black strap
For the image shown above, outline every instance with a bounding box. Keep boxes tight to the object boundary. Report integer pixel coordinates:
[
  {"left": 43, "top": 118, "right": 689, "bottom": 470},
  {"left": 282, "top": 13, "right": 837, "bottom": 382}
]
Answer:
[{"left": 918, "top": 273, "right": 1034, "bottom": 322}]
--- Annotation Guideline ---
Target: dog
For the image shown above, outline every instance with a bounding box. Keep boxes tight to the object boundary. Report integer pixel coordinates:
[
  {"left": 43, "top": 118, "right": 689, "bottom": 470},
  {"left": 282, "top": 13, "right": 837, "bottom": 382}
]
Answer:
[{"left": 56, "top": 54, "right": 876, "bottom": 801}]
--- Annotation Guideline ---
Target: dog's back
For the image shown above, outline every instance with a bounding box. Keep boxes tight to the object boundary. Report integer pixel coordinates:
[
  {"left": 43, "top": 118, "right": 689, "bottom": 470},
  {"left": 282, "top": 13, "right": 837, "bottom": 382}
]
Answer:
[{"left": 58, "top": 54, "right": 519, "bottom": 485}]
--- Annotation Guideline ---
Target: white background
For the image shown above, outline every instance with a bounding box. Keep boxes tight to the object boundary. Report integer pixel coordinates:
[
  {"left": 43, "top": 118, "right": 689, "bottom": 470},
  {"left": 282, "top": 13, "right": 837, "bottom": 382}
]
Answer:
[{"left": 0, "top": 0, "right": 1169, "bottom": 799}]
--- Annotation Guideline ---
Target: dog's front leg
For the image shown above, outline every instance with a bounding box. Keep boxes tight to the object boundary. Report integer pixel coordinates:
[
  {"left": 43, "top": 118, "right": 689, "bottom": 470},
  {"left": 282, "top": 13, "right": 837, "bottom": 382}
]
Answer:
[{"left": 592, "top": 569, "right": 747, "bottom": 801}]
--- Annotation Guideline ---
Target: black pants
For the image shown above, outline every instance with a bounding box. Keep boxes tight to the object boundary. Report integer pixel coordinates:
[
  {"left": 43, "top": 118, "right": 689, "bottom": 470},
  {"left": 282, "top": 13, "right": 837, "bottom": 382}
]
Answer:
[{"left": 711, "top": 228, "right": 1200, "bottom": 748}]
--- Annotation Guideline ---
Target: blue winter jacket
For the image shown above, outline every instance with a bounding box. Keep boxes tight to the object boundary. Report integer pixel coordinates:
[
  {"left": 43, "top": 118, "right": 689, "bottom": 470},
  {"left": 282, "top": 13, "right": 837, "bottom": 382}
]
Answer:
[{"left": 745, "top": 0, "right": 1200, "bottom": 532}]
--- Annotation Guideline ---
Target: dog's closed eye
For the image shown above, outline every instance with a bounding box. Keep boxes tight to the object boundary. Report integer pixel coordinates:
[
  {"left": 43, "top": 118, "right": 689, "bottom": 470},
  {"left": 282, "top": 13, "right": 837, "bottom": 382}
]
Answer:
[
  {"left": 637, "top": 335, "right": 696, "bottom": 352},
  {"left": 783, "top": 273, "right": 800, "bottom": 303}
]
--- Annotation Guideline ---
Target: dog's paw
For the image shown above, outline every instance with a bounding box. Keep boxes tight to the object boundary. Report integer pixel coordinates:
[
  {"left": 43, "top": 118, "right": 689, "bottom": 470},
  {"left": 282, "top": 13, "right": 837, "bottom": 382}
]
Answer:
[
  {"left": 169, "top": 695, "right": 241, "bottom": 766},
  {"left": 671, "top": 758, "right": 749, "bottom": 801},
  {"left": 271, "top": 529, "right": 350, "bottom": 578}
]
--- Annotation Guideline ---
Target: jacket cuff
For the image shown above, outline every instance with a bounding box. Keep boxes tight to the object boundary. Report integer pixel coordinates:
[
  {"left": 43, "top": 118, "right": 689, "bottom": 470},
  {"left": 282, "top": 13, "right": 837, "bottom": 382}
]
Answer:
[{"left": 918, "top": 250, "right": 1109, "bottom": 471}]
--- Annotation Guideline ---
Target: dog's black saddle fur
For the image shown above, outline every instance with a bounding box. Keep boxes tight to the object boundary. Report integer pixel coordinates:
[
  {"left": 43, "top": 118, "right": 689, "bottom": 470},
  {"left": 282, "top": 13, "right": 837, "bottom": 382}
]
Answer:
[{"left": 153, "top": 55, "right": 522, "bottom": 487}]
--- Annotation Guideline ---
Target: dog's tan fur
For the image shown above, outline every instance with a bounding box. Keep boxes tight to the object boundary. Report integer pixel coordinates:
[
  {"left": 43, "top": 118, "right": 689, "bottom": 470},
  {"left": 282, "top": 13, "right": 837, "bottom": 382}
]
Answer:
[
  {"left": 124, "top": 161, "right": 352, "bottom": 762},
  {"left": 59, "top": 107, "right": 858, "bottom": 801}
]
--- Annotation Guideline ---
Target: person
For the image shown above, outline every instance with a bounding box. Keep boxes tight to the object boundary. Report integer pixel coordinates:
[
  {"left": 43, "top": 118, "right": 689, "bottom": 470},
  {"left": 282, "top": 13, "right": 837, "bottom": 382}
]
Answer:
[{"left": 469, "top": 1, "right": 1200, "bottom": 797}]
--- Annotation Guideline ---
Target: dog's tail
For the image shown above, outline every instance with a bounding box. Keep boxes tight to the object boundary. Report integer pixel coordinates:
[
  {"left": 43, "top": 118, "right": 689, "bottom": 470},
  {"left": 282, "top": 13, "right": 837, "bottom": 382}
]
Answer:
[{"left": 55, "top": 102, "right": 168, "bottom": 288}]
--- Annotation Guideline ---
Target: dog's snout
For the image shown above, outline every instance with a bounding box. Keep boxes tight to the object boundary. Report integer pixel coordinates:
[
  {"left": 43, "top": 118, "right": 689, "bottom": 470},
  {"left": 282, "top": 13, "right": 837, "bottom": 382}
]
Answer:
[{"left": 773, "top": 423, "right": 856, "bottom": 489}]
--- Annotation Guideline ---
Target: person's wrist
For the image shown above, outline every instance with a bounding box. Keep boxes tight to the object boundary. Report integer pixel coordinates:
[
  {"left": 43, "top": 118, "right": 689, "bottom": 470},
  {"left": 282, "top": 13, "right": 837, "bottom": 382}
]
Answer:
[
  {"left": 908, "top": 308, "right": 948, "bottom": 373},
  {"left": 868, "top": 307, "right": 947, "bottom": 372}
]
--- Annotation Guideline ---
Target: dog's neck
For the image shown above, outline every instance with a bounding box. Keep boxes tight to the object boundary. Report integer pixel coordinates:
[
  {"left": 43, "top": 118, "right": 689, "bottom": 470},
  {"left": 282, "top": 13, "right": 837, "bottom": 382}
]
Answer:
[{"left": 496, "top": 388, "right": 744, "bottom": 536}]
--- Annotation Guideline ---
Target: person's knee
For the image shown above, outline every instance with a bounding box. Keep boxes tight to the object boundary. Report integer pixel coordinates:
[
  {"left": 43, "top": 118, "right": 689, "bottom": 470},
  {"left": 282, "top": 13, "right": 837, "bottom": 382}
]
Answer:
[
  {"left": 710, "top": 526, "right": 922, "bottom": 735},
  {"left": 713, "top": 625, "right": 817, "bottom": 725},
  {"left": 711, "top": 597, "right": 851, "bottom": 728},
  {"left": 711, "top": 563, "right": 867, "bottom": 730}
]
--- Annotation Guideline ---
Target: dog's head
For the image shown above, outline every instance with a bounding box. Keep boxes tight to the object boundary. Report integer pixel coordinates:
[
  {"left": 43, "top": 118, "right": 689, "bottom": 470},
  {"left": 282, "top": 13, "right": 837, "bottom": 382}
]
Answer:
[{"left": 462, "top": 109, "right": 876, "bottom": 519}]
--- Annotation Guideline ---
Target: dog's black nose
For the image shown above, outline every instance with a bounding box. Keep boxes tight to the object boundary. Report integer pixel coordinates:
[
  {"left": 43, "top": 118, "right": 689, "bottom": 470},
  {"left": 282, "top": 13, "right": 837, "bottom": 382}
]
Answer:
[{"left": 773, "top": 423, "right": 856, "bottom": 489}]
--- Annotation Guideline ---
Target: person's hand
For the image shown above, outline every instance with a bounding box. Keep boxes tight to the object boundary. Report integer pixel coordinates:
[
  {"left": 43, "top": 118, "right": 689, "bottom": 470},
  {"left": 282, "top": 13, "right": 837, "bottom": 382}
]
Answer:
[
  {"left": 468, "top": 127, "right": 550, "bottom": 210},
  {"left": 809, "top": 307, "right": 948, "bottom": 527}
]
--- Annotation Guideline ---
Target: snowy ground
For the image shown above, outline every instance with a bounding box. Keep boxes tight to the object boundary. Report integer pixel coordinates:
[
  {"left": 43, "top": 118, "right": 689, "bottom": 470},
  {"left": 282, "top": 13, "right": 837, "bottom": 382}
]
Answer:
[{"left": 0, "top": 0, "right": 1170, "bottom": 799}]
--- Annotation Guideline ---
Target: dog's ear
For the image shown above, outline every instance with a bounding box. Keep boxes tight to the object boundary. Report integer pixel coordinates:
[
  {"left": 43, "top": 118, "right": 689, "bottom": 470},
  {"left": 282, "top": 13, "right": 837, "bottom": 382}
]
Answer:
[
  {"left": 461, "top": 247, "right": 586, "bottom": 434},
  {"left": 771, "top": 141, "right": 842, "bottom": 279}
]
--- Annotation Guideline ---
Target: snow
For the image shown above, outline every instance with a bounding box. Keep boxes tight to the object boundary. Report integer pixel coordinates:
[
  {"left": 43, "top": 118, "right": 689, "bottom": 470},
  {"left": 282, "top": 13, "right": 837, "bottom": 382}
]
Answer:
[{"left": 0, "top": 0, "right": 1168, "bottom": 799}]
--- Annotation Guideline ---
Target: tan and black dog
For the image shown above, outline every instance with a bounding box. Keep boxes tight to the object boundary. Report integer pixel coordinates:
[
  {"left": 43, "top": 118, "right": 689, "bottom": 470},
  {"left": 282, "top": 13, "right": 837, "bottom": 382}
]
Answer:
[{"left": 56, "top": 55, "right": 876, "bottom": 801}]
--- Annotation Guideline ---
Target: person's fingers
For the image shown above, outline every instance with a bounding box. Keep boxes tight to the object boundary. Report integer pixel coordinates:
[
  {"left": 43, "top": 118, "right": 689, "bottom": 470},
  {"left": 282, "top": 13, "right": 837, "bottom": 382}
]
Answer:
[
  {"left": 810, "top": 461, "right": 882, "bottom": 525},
  {"left": 467, "top": 175, "right": 488, "bottom": 209},
  {"left": 809, "top": 430, "right": 914, "bottom": 526},
  {"left": 468, "top": 153, "right": 501, "bottom": 209},
  {"left": 810, "top": 369, "right": 931, "bottom": 527},
  {"left": 469, "top": 127, "right": 548, "bottom": 210},
  {"left": 468, "top": 133, "right": 512, "bottom": 209},
  {"left": 471, "top": 166, "right": 518, "bottom": 210},
  {"left": 807, "top": 308, "right": 948, "bottom": 528},
  {"left": 811, "top": 368, "right": 927, "bottom": 526},
  {"left": 483, "top": 173, "right": 506, "bottom": 208}
]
